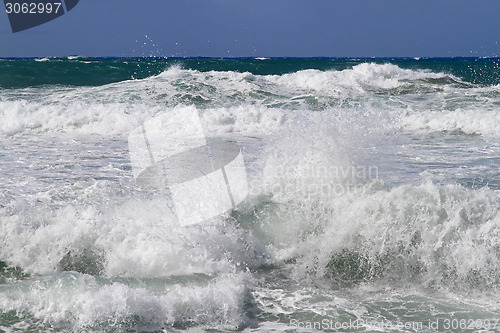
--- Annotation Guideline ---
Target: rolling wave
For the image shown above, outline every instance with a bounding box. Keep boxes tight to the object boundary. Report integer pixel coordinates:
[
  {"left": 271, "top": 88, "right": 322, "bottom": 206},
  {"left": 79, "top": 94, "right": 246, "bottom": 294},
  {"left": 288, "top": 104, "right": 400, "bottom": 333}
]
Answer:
[{"left": 0, "top": 63, "right": 498, "bottom": 137}]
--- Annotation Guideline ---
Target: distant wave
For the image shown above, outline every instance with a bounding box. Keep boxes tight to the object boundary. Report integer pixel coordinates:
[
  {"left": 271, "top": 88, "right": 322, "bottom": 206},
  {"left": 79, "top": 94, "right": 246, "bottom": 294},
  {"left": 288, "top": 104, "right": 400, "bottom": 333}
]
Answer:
[{"left": 0, "top": 63, "right": 498, "bottom": 137}]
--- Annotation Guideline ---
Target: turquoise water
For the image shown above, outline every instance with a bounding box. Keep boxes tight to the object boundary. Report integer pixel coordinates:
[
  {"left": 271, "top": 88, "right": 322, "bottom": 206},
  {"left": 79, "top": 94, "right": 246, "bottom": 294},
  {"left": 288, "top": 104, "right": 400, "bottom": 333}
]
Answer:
[
  {"left": 0, "top": 57, "right": 499, "bottom": 332},
  {"left": 1, "top": 57, "right": 500, "bottom": 88}
]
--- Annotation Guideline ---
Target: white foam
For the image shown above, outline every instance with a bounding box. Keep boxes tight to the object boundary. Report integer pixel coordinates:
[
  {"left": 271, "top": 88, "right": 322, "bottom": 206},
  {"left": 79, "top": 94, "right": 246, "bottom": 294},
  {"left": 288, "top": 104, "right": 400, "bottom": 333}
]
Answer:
[
  {"left": 0, "top": 100, "right": 289, "bottom": 138},
  {"left": 0, "top": 193, "right": 269, "bottom": 277},
  {"left": 257, "top": 176, "right": 500, "bottom": 288},
  {"left": 266, "top": 63, "right": 456, "bottom": 94},
  {"left": 401, "top": 108, "right": 500, "bottom": 137},
  {"left": 0, "top": 99, "right": 155, "bottom": 137},
  {"left": 239, "top": 120, "right": 500, "bottom": 289},
  {"left": 0, "top": 272, "right": 251, "bottom": 330}
]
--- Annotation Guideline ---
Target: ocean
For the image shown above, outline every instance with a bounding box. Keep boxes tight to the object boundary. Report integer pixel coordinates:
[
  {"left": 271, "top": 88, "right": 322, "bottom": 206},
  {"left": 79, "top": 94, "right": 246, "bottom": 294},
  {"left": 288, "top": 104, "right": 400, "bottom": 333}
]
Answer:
[{"left": 0, "top": 57, "right": 499, "bottom": 332}]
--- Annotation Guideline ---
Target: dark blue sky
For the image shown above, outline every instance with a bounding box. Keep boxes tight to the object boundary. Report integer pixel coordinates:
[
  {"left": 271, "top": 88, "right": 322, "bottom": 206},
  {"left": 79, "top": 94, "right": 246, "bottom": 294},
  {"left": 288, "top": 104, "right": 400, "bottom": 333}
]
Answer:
[{"left": 1, "top": 0, "right": 500, "bottom": 58}]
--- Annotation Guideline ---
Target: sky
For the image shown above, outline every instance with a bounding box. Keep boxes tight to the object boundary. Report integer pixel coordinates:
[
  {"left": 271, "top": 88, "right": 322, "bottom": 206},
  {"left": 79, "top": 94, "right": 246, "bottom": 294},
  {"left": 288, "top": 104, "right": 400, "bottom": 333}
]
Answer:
[{"left": 1, "top": 0, "right": 500, "bottom": 58}]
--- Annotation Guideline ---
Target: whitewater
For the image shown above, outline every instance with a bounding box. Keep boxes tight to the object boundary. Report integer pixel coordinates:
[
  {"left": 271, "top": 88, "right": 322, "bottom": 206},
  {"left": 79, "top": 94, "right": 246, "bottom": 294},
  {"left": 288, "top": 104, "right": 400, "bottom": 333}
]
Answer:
[{"left": 0, "top": 58, "right": 499, "bottom": 332}]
